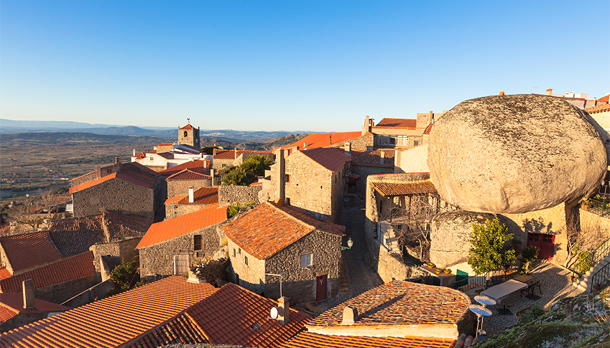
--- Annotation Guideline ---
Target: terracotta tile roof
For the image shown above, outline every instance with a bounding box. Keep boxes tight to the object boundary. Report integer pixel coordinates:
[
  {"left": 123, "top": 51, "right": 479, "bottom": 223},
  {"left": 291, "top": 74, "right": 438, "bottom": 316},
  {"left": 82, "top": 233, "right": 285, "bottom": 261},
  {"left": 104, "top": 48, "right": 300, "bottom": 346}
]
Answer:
[
  {"left": 0, "top": 305, "right": 17, "bottom": 325},
  {"left": 214, "top": 150, "right": 273, "bottom": 160},
  {"left": 0, "top": 276, "right": 217, "bottom": 348},
  {"left": 165, "top": 187, "right": 219, "bottom": 206},
  {"left": 585, "top": 103, "right": 610, "bottom": 114},
  {"left": 0, "top": 231, "right": 61, "bottom": 272},
  {"left": 181, "top": 124, "right": 195, "bottom": 130},
  {"left": 121, "top": 169, "right": 158, "bottom": 184},
  {"left": 127, "top": 312, "right": 207, "bottom": 347},
  {"left": 286, "top": 132, "right": 362, "bottom": 150},
  {"left": 125, "top": 162, "right": 162, "bottom": 177},
  {"left": 133, "top": 152, "right": 146, "bottom": 160},
  {"left": 0, "top": 267, "right": 11, "bottom": 281},
  {"left": 167, "top": 169, "right": 212, "bottom": 181},
  {"left": 188, "top": 283, "right": 310, "bottom": 347},
  {"left": 281, "top": 332, "right": 456, "bottom": 348},
  {"left": 307, "top": 281, "right": 470, "bottom": 328},
  {"left": 48, "top": 216, "right": 106, "bottom": 256},
  {"left": 137, "top": 205, "right": 228, "bottom": 249},
  {"left": 599, "top": 94, "right": 610, "bottom": 103},
  {"left": 249, "top": 181, "right": 262, "bottom": 186},
  {"left": 300, "top": 148, "right": 352, "bottom": 172},
  {"left": 158, "top": 142, "right": 174, "bottom": 146},
  {"left": 0, "top": 293, "right": 69, "bottom": 318},
  {"left": 352, "top": 149, "right": 395, "bottom": 168},
  {"left": 0, "top": 251, "right": 95, "bottom": 293},
  {"left": 103, "top": 211, "right": 152, "bottom": 240},
  {"left": 374, "top": 118, "right": 418, "bottom": 129},
  {"left": 370, "top": 179, "right": 437, "bottom": 197},
  {"left": 160, "top": 160, "right": 210, "bottom": 176},
  {"left": 223, "top": 202, "right": 344, "bottom": 260},
  {"left": 70, "top": 172, "right": 154, "bottom": 194},
  {"left": 424, "top": 123, "right": 434, "bottom": 134}
]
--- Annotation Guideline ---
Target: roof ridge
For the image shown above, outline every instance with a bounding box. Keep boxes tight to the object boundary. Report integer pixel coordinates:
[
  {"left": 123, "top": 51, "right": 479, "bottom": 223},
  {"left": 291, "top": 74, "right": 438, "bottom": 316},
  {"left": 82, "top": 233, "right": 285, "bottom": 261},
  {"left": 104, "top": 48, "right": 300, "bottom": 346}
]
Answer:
[{"left": 267, "top": 202, "right": 316, "bottom": 233}]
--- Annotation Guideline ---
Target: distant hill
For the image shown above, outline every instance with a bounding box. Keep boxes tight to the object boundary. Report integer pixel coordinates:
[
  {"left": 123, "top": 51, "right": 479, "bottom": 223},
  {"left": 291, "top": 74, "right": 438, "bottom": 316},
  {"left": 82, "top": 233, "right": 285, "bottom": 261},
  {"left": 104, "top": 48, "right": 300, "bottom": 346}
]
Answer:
[{"left": 0, "top": 119, "right": 314, "bottom": 142}]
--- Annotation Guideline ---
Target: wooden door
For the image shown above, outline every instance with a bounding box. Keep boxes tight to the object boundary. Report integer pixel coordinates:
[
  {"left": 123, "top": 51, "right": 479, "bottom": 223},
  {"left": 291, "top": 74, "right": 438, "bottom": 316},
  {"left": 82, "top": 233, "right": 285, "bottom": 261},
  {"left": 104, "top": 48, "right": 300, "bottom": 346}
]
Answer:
[
  {"left": 527, "top": 233, "right": 555, "bottom": 260},
  {"left": 316, "top": 275, "right": 327, "bottom": 301}
]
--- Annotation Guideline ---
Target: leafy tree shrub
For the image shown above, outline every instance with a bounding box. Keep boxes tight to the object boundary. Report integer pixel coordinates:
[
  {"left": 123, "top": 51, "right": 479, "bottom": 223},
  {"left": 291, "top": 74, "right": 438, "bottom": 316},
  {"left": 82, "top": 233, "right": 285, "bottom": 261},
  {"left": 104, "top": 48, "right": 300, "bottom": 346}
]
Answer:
[
  {"left": 109, "top": 260, "right": 143, "bottom": 295},
  {"left": 468, "top": 218, "right": 516, "bottom": 276},
  {"left": 520, "top": 245, "right": 539, "bottom": 274},
  {"left": 222, "top": 155, "right": 273, "bottom": 186},
  {"left": 228, "top": 202, "right": 242, "bottom": 218},
  {"left": 517, "top": 304, "right": 544, "bottom": 325},
  {"left": 190, "top": 258, "right": 230, "bottom": 287}
]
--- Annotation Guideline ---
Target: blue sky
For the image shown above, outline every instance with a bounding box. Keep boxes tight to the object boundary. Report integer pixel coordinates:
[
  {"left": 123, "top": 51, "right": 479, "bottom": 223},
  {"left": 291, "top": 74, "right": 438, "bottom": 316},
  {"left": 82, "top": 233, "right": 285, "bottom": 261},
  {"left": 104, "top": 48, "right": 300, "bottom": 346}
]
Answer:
[{"left": 1, "top": 1, "right": 609, "bottom": 132}]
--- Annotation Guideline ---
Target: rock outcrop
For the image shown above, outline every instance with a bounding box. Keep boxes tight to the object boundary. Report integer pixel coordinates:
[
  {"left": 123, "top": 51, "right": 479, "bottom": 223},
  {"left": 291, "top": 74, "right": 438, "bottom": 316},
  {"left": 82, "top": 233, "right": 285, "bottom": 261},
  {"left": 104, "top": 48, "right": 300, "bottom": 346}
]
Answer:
[
  {"left": 429, "top": 210, "right": 496, "bottom": 269},
  {"left": 428, "top": 94, "right": 607, "bottom": 214}
]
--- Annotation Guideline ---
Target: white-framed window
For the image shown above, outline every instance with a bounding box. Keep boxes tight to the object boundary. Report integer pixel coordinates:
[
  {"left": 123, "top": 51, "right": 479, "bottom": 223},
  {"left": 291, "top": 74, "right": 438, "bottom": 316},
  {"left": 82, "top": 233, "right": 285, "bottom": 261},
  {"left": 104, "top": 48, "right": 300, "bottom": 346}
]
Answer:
[{"left": 300, "top": 253, "right": 313, "bottom": 267}]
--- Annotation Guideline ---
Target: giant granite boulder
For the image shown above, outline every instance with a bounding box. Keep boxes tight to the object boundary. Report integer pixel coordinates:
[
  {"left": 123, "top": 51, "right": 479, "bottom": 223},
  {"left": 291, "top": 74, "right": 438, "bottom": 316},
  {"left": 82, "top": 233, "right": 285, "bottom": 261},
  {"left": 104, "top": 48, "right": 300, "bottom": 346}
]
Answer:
[
  {"left": 428, "top": 94, "right": 607, "bottom": 214},
  {"left": 430, "top": 210, "right": 496, "bottom": 269}
]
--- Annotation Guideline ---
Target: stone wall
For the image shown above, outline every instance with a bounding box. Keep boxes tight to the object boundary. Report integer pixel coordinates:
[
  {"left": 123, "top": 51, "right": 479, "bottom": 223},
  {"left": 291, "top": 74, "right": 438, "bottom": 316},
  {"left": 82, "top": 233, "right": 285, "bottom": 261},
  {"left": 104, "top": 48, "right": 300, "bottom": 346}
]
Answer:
[
  {"left": 61, "top": 279, "right": 115, "bottom": 308},
  {"left": 165, "top": 203, "right": 208, "bottom": 219},
  {"left": 394, "top": 144, "right": 430, "bottom": 173},
  {"left": 590, "top": 110, "right": 610, "bottom": 132},
  {"left": 329, "top": 134, "right": 374, "bottom": 152},
  {"left": 218, "top": 185, "right": 261, "bottom": 207},
  {"left": 167, "top": 178, "right": 212, "bottom": 198},
  {"left": 365, "top": 237, "right": 415, "bottom": 283},
  {"left": 139, "top": 224, "right": 224, "bottom": 278},
  {"left": 90, "top": 238, "right": 141, "bottom": 274},
  {"left": 72, "top": 178, "right": 154, "bottom": 219},
  {"left": 227, "top": 238, "right": 266, "bottom": 294},
  {"left": 352, "top": 165, "right": 394, "bottom": 196},
  {"left": 212, "top": 158, "right": 235, "bottom": 170},
  {"left": 34, "top": 275, "right": 98, "bottom": 304},
  {"left": 265, "top": 230, "right": 342, "bottom": 303},
  {"left": 285, "top": 152, "right": 334, "bottom": 221},
  {"left": 580, "top": 209, "right": 610, "bottom": 241}
]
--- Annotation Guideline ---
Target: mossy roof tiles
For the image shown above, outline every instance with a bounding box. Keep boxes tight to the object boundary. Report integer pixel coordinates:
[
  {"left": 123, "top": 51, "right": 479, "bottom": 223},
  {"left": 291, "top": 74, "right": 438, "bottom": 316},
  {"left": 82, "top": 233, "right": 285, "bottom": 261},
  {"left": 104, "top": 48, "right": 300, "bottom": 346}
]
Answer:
[
  {"left": 280, "top": 332, "right": 456, "bottom": 348},
  {"left": 370, "top": 180, "right": 437, "bottom": 197}
]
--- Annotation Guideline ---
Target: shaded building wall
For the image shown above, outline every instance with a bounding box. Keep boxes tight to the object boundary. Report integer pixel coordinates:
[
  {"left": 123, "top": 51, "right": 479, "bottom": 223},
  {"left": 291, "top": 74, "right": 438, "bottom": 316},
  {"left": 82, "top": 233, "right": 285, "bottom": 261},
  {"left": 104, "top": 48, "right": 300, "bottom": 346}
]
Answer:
[
  {"left": 165, "top": 203, "right": 209, "bottom": 220},
  {"left": 218, "top": 185, "right": 261, "bottom": 207},
  {"left": 227, "top": 238, "right": 265, "bottom": 294},
  {"left": 167, "top": 178, "right": 212, "bottom": 198},
  {"left": 89, "top": 238, "right": 141, "bottom": 274},
  {"left": 72, "top": 179, "right": 154, "bottom": 219},
  {"left": 264, "top": 230, "right": 342, "bottom": 303}
]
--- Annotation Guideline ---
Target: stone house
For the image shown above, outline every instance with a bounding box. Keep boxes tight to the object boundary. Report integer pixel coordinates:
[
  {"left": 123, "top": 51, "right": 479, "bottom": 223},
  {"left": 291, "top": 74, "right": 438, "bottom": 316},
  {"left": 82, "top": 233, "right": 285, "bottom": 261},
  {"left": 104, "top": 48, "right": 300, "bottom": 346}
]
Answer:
[
  {"left": 217, "top": 185, "right": 261, "bottom": 207},
  {"left": 350, "top": 149, "right": 395, "bottom": 195},
  {"left": 165, "top": 187, "right": 219, "bottom": 219},
  {"left": 361, "top": 113, "right": 442, "bottom": 149},
  {"left": 178, "top": 123, "right": 201, "bottom": 149},
  {"left": 259, "top": 147, "right": 352, "bottom": 223},
  {"left": 212, "top": 149, "right": 274, "bottom": 170},
  {"left": 223, "top": 202, "right": 344, "bottom": 304},
  {"left": 137, "top": 205, "right": 228, "bottom": 279},
  {"left": 166, "top": 169, "right": 213, "bottom": 198}
]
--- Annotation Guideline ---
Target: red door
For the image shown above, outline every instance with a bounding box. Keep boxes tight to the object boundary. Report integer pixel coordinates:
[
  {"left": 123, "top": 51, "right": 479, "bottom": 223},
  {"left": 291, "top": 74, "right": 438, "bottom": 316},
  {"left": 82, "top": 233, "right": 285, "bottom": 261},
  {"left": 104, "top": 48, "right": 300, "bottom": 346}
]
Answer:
[
  {"left": 527, "top": 233, "right": 555, "bottom": 260},
  {"left": 316, "top": 275, "right": 327, "bottom": 301}
]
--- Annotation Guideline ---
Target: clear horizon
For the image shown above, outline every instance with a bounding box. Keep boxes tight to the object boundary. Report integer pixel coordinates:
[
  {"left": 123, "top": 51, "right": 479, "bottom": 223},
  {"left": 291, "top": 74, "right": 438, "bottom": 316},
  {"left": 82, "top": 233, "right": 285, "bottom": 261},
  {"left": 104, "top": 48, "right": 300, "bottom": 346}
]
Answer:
[{"left": 1, "top": 1, "right": 609, "bottom": 132}]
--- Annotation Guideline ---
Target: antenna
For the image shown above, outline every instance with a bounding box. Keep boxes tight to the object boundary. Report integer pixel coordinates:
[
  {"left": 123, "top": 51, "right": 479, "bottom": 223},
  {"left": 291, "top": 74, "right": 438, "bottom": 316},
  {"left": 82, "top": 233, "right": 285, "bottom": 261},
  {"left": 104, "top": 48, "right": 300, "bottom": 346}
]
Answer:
[
  {"left": 187, "top": 117, "right": 190, "bottom": 124},
  {"left": 265, "top": 273, "right": 283, "bottom": 298}
]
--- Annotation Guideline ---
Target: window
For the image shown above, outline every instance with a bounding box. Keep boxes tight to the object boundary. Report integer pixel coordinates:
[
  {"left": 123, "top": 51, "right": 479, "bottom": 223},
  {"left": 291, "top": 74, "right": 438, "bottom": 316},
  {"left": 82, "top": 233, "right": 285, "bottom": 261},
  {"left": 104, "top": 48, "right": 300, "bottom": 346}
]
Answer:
[
  {"left": 149, "top": 157, "right": 154, "bottom": 161},
  {"left": 285, "top": 197, "right": 290, "bottom": 205},
  {"left": 222, "top": 164, "right": 226, "bottom": 168},
  {"left": 118, "top": 197, "right": 123, "bottom": 202},
  {"left": 184, "top": 131, "right": 188, "bottom": 137},
  {"left": 238, "top": 248, "right": 241, "bottom": 254},
  {"left": 300, "top": 254, "right": 312, "bottom": 267},
  {"left": 413, "top": 140, "right": 420, "bottom": 147},
  {"left": 233, "top": 249, "right": 236, "bottom": 257},
  {"left": 285, "top": 174, "right": 290, "bottom": 182},
  {"left": 194, "top": 235, "right": 202, "bottom": 250},
  {"left": 245, "top": 256, "right": 248, "bottom": 266}
]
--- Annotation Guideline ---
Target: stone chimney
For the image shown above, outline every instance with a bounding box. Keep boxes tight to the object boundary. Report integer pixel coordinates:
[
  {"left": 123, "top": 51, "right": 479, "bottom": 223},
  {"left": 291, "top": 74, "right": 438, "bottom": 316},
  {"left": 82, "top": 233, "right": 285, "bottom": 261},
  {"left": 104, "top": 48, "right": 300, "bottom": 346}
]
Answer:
[
  {"left": 278, "top": 296, "right": 290, "bottom": 324},
  {"left": 499, "top": 91, "right": 505, "bottom": 96},
  {"left": 188, "top": 187, "right": 194, "bottom": 203},
  {"left": 275, "top": 149, "right": 285, "bottom": 202},
  {"left": 344, "top": 142, "right": 351, "bottom": 156},
  {"left": 546, "top": 88, "right": 553, "bottom": 96},
  {"left": 303, "top": 142, "right": 307, "bottom": 149},
  {"left": 115, "top": 157, "right": 121, "bottom": 164},
  {"left": 210, "top": 169, "right": 215, "bottom": 185},
  {"left": 380, "top": 151, "right": 385, "bottom": 165},
  {"left": 133, "top": 149, "right": 136, "bottom": 156},
  {"left": 234, "top": 148, "right": 238, "bottom": 157},
  {"left": 341, "top": 306, "right": 358, "bottom": 325},
  {"left": 204, "top": 160, "right": 208, "bottom": 169},
  {"left": 23, "top": 279, "right": 36, "bottom": 310},
  {"left": 362, "top": 116, "right": 374, "bottom": 136}
]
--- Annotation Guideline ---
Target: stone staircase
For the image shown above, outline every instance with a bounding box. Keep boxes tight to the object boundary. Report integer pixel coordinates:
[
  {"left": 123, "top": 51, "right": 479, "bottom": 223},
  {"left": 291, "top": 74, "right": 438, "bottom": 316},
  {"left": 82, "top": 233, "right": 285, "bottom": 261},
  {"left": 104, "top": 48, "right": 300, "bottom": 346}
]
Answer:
[{"left": 574, "top": 253, "right": 610, "bottom": 292}]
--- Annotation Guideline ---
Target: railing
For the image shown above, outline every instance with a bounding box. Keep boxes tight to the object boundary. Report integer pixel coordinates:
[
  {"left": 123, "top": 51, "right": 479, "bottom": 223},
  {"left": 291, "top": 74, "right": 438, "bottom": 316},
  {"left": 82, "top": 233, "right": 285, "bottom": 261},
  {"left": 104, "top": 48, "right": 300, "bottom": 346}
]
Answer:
[
  {"left": 452, "top": 269, "right": 510, "bottom": 290},
  {"left": 581, "top": 198, "right": 610, "bottom": 218},
  {"left": 570, "top": 236, "right": 610, "bottom": 278},
  {"left": 591, "top": 261, "right": 610, "bottom": 292}
]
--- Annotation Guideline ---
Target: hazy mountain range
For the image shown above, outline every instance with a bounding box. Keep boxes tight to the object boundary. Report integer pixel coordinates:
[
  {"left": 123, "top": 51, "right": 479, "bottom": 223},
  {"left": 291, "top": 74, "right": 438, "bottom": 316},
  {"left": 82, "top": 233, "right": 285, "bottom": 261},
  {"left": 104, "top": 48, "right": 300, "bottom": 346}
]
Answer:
[{"left": 0, "top": 119, "right": 312, "bottom": 142}]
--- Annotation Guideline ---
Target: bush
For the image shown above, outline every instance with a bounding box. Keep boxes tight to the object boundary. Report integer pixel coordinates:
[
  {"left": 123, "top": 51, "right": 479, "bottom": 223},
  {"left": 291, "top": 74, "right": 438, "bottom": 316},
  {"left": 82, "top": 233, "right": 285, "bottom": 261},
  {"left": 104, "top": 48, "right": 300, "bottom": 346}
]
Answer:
[
  {"left": 468, "top": 218, "right": 516, "bottom": 275},
  {"left": 109, "top": 260, "right": 143, "bottom": 295},
  {"left": 222, "top": 155, "right": 273, "bottom": 186},
  {"left": 517, "top": 304, "right": 544, "bottom": 325},
  {"left": 520, "top": 246, "right": 539, "bottom": 274}
]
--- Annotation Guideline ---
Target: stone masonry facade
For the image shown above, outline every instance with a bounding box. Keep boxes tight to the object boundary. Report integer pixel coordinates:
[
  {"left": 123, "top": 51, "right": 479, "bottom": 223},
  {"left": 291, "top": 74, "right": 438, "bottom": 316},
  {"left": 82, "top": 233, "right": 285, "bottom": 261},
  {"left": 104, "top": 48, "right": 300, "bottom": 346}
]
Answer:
[
  {"left": 218, "top": 185, "right": 261, "bottom": 207},
  {"left": 72, "top": 178, "right": 154, "bottom": 219},
  {"left": 228, "top": 238, "right": 266, "bottom": 294},
  {"left": 165, "top": 203, "right": 208, "bottom": 220},
  {"left": 139, "top": 224, "right": 225, "bottom": 278},
  {"left": 167, "top": 178, "right": 212, "bottom": 198},
  {"left": 90, "top": 238, "right": 141, "bottom": 274}
]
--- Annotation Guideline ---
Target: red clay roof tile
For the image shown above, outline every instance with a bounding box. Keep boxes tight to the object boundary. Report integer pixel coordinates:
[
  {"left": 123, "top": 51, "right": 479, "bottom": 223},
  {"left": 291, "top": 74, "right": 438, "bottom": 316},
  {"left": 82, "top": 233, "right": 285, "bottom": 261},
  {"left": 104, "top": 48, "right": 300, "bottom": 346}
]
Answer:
[
  {"left": 166, "top": 169, "right": 211, "bottom": 181},
  {"left": 374, "top": 118, "right": 418, "bottom": 129},
  {"left": 137, "top": 205, "right": 228, "bottom": 249},
  {"left": 180, "top": 124, "right": 195, "bottom": 130},
  {"left": 69, "top": 172, "right": 154, "bottom": 194},
  {"left": 160, "top": 160, "right": 210, "bottom": 176},
  {"left": 188, "top": 283, "right": 310, "bottom": 347},
  {"left": 0, "top": 276, "right": 217, "bottom": 348},
  {"left": 299, "top": 148, "right": 352, "bottom": 172},
  {"left": 214, "top": 150, "right": 273, "bottom": 160},
  {"left": 585, "top": 103, "right": 610, "bottom": 114},
  {"left": 0, "top": 293, "right": 69, "bottom": 316},
  {"left": 599, "top": 94, "right": 610, "bottom": 103},
  {"left": 286, "top": 132, "right": 362, "bottom": 150},
  {"left": 370, "top": 179, "right": 437, "bottom": 197},
  {"left": 307, "top": 281, "right": 470, "bottom": 328},
  {"left": 0, "top": 267, "right": 11, "bottom": 281},
  {"left": 0, "top": 231, "right": 62, "bottom": 272},
  {"left": 223, "top": 202, "right": 344, "bottom": 260},
  {"left": 352, "top": 149, "right": 395, "bottom": 168},
  {"left": 281, "top": 332, "right": 456, "bottom": 348},
  {"left": 0, "top": 251, "right": 95, "bottom": 293}
]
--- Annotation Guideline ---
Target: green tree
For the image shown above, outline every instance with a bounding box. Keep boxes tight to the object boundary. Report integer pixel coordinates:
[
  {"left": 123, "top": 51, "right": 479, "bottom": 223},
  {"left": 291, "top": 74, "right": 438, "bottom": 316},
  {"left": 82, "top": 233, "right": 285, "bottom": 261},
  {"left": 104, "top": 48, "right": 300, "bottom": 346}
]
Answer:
[
  {"left": 222, "top": 155, "right": 273, "bottom": 186},
  {"left": 109, "top": 260, "right": 143, "bottom": 295},
  {"left": 468, "top": 218, "right": 516, "bottom": 276}
]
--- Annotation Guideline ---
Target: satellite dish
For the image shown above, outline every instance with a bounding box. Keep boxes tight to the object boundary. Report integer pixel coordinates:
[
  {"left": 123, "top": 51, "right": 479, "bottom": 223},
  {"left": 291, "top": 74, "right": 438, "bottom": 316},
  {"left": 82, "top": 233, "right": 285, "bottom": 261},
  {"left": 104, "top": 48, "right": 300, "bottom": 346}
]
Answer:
[
  {"left": 270, "top": 307, "right": 278, "bottom": 319},
  {"left": 468, "top": 304, "right": 492, "bottom": 317},
  {"left": 474, "top": 295, "right": 497, "bottom": 307}
]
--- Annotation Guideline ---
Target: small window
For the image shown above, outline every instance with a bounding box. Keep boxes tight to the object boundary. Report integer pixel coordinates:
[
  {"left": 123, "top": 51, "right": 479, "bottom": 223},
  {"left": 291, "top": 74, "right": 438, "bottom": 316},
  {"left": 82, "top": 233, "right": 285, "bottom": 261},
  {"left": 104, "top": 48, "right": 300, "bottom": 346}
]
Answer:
[
  {"left": 149, "top": 157, "right": 154, "bottom": 161},
  {"left": 194, "top": 235, "right": 202, "bottom": 251},
  {"left": 285, "top": 197, "right": 290, "bottom": 205},
  {"left": 414, "top": 140, "right": 420, "bottom": 147},
  {"left": 233, "top": 249, "right": 236, "bottom": 257},
  {"left": 184, "top": 130, "right": 188, "bottom": 137},
  {"left": 245, "top": 256, "right": 248, "bottom": 266},
  {"left": 300, "top": 254, "right": 312, "bottom": 267},
  {"left": 118, "top": 197, "right": 123, "bottom": 203},
  {"left": 320, "top": 186, "right": 323, "bottom": 189},
  {"left": 285, "top": 174, "right": 290, "bottom": 182},
  {"left": 238, "top": 248, "right": 241, "bottom": 255},
  {"left": 222, "top": 164, "right": 226, "bottom": 168}
]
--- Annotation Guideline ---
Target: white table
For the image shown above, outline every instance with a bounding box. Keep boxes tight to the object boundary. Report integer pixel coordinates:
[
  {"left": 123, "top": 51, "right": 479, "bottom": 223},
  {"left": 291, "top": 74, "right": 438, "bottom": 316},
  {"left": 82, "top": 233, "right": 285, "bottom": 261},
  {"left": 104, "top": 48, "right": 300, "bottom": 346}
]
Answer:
[{"left": 481, "top": 279, "right": 528, "bottom": 314}]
